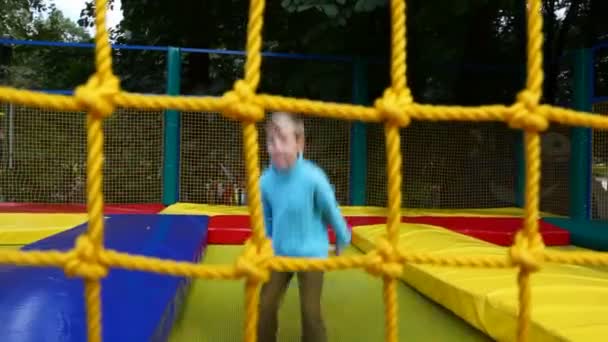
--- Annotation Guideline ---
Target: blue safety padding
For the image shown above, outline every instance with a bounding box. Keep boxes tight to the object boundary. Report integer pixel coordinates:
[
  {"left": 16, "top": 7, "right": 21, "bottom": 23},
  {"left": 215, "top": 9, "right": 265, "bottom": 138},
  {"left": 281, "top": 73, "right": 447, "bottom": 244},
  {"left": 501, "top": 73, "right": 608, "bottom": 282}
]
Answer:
[{"left": 0, "top": 214, "right": 208, "bottom": 342}]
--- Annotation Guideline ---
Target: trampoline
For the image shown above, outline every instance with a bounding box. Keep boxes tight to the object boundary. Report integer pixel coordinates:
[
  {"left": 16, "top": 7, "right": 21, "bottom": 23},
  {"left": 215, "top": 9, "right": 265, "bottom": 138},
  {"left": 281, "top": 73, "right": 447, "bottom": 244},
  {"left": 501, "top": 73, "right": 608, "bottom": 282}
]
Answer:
[
  {"left": 1, "top": 0, "right": 607, "bottom": 339},
  {"left": 2, "top": 202, "right": 606, "bottom": 341}
]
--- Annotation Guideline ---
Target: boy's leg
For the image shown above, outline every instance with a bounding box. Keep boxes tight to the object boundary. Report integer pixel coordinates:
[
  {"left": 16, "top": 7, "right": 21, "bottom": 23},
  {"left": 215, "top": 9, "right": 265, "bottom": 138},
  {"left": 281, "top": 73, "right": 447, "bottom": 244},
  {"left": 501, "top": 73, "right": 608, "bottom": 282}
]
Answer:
[
  {"left": 258, "top": 271, "right": 293, "bottom": 342},
  {"left": 297, "top": 271, "right": 327, "bottom": 342}
]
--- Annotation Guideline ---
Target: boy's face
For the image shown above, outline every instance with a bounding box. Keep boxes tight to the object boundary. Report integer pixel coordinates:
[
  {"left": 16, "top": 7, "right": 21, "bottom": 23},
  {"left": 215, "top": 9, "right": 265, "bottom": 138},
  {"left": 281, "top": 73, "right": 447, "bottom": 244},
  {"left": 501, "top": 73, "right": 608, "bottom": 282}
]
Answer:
[{"left": 266, "top": 118, "right": 302, "bottom": 170}]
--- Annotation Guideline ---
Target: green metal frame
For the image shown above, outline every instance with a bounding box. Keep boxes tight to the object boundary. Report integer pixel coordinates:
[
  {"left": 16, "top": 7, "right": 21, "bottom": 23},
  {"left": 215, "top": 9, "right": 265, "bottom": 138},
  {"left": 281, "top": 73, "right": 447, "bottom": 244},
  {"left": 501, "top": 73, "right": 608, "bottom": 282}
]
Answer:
[
  {"left": 349, "top": 57, "right": 369, "bottom": 205},
  {"left": 570, "top": 48, "right": 593, "bottom": 220},
  {"left": 162, "top": 47, "right": 182, "bottom": 205}
]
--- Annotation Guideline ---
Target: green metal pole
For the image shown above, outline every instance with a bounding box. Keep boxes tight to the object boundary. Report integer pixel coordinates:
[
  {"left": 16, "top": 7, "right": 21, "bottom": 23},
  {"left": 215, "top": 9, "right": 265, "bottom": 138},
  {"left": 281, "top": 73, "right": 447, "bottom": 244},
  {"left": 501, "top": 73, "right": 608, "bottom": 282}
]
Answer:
[
  {"left": 514, "top": 0, "right": 526, "bottom": 208},
  {"left": 162, "top": 47, "right": 181, "bottom": 205},
  {"left": 570, "top": 48, "right": 593, "bottom": 220},
  {"left": 514, "top": 63, "right": 527, "bottom": 207},
  {"left": 349, "top": 57, "right": 368, "bottom": 205}
]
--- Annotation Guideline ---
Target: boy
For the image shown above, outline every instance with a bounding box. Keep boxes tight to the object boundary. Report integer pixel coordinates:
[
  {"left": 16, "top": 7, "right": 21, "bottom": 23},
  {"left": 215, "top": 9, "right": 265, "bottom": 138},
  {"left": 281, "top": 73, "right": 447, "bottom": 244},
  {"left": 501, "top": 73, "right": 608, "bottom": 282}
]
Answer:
[{"left": 258, "top": 112, "right": 351, "bottom": 342}]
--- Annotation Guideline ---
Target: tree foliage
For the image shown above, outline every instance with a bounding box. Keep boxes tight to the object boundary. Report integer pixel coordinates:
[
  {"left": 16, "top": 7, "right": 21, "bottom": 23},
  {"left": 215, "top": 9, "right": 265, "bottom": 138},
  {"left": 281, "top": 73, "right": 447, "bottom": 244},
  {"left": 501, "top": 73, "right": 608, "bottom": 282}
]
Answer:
[
  {"left": 73, "top": 0, "right": 607, "bottom": 105},
  {"left": 0, "top": 0, "right": 46, "bottom": 39},
  {"left": 1, "top": 1, "right": 92, "bottom": 89}
]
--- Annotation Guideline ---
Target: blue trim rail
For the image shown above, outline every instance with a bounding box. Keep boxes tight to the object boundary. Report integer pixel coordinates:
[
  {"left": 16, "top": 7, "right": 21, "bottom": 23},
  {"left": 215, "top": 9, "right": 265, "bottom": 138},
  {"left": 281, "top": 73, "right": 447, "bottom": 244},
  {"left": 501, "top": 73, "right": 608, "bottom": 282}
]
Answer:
[{"left": 0, "top": 38, "right": 357, "bottom": 63}]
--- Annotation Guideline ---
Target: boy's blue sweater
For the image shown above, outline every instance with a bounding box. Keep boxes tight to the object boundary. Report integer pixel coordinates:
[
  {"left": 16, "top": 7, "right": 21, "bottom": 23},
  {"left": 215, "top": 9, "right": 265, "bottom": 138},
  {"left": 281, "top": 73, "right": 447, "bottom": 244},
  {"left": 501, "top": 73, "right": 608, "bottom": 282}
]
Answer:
[{"left": 261, "top": 155, "right": 351, "bottom": 258}]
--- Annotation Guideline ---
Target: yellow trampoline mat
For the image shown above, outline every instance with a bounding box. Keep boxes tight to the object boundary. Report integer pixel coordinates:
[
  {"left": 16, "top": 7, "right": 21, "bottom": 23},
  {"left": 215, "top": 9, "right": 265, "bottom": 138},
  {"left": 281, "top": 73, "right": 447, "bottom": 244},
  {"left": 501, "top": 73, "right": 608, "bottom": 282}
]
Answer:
[
  {"left": 0, "top": 213, "right": 86, "bottom": 245},
  {"left": 354, "top": 223, "right": 608, "bottom": 342},
  {"left": 161, "top": 202, "right": 561, "bottom": 218}
]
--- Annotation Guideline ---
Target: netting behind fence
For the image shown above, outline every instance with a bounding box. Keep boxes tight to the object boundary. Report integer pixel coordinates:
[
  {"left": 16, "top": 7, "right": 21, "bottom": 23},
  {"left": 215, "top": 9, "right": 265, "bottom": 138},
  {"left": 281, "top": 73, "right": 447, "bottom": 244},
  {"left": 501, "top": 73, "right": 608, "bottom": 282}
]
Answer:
[
  {"left": 0, "top": 102, "right": 575, "bottom": 211},
  {"left": 539, "top": 124, "right": 571, "bottom": 216},
  {"left": 104, "top": 108, "right": 163, "bottom": 203},
  {"left": 0, "top": 104, "right": 163, "bottom": 203},
  {"left": 365, "top": 121, "right": 570, "bottom": 214},
  {"left": 592, "top": 102, "right": 608, "bottom": 219},
  {"left": 366, "top": 122, "right": 518, "bottom": 209},
  {"left": 0, "top": 104, "right": 86, "bottom": 203},
  {"left": 179, "top": 113, "right": 351, "bottom": 205}
]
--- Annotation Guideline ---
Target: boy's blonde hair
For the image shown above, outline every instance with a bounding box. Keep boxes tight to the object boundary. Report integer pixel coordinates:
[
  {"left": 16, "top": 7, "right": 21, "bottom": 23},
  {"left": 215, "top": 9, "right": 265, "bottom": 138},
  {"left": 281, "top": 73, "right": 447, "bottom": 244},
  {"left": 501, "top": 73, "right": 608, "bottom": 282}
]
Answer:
[{"left": 266, "top": 111, "right": 305, "bottom": 142}]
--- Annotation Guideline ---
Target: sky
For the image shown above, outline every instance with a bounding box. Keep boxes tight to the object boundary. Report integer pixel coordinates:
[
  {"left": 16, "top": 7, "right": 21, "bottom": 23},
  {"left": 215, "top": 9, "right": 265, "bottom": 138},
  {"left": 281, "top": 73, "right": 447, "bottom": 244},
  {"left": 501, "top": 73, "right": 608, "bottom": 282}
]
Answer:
[{"left": 50, "top": 0, "right": 123, "bottom": 33}]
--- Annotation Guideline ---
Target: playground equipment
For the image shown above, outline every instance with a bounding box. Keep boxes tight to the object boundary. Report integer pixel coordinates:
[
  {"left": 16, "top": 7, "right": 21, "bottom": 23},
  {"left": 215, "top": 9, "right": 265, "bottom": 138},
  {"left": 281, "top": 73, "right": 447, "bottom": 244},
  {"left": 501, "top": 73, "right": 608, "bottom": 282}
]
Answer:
[{"left": 2, "top": 0, "right": 608, "bottom": 341}]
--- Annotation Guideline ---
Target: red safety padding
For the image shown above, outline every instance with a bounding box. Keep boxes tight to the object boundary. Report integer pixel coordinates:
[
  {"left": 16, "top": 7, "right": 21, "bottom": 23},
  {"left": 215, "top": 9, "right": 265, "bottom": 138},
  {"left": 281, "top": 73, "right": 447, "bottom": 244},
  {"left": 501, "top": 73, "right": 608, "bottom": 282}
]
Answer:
[
  {"left": 208, "top": 215, "right": 365, "bottom": 244},
  {"left": 402, "top": 216, "right": 570, "bottom": 246},
  {"left": 208, "top": 215, "right": 250, "bottom": 229},
  {"left": 207, "top": 214, "right": 571, "bottom": 246},
  {"left": 0, "top": 202, "right": 165, "bottom": 214},
  {"left": 207, "top": 228, "right": 252, "bottom": 245}
]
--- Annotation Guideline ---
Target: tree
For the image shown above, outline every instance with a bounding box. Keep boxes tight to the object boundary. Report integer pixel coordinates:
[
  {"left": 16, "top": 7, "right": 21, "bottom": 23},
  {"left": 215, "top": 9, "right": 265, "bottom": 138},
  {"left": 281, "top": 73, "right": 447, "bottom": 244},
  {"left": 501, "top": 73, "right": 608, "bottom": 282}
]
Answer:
[
  {"left": 1, "top": 2, "right": 92, "bottom": 89},
  {"left": 0, "top": 0, "right": 46, "bottom": 39}
]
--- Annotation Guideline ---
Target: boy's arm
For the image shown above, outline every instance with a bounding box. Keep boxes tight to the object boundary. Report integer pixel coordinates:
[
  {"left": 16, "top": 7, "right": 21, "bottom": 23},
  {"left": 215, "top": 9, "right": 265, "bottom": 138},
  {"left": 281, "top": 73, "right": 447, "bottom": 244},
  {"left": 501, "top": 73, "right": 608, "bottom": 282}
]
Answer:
[
  {"left": 314, "top": 174, "right": 351, "bottom": 250},
  {"left": 262, "top": 190, "right": 272, "bottom": 238}
]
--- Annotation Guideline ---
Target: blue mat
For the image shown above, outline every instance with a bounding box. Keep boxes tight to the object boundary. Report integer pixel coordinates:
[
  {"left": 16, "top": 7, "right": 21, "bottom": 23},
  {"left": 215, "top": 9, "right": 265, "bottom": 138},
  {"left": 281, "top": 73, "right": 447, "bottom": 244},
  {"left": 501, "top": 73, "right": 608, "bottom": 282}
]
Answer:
[{"left": 0, "top": 214, "right": 208, "bottom": 342}]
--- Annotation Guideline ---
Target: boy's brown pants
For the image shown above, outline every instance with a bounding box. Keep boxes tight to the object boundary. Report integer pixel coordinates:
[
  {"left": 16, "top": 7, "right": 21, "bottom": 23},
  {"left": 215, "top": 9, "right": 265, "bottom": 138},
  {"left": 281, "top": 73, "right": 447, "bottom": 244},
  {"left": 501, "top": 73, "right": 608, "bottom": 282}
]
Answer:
[{"left": 257, "top": 271, "right": 326, "bottom": 342}]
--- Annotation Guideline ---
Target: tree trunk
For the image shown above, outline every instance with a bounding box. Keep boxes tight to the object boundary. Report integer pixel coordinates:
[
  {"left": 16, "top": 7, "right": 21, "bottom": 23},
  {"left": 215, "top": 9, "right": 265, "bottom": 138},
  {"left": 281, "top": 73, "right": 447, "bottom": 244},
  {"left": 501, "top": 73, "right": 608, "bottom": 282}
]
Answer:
[
  {"left": 542, "top": 0, "right": 556, "bottom": 104},
  {"left": 454, "top": 3, "right": 498, "bottom": 105},
  {"left": 589, "top": 0, "right": 608, "bottom": 44},
  {"left": 543, "top": 0, "right": 582, "bottom": 105}
]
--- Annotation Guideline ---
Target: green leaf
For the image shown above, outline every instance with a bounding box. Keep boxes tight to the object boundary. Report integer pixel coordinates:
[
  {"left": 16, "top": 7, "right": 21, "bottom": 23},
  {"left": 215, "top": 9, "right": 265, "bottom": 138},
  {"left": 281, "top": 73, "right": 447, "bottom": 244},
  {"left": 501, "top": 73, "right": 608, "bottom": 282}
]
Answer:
[
  {"left": 296, "top": 4, "right": 316, "bottom": 12},
  {"left": 320, "top": 4, "right": 339, "bottom": 17},
  {"left": 354, "top": 0, "right": 386, "bottom": 12}
]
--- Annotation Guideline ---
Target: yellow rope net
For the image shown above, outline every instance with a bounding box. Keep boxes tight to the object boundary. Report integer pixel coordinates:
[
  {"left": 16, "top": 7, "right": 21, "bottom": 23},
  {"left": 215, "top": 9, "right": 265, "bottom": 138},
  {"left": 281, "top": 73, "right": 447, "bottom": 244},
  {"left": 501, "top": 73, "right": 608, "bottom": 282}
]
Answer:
[{"left": 1, "top": 0, "right": 608, "bottom": 341}]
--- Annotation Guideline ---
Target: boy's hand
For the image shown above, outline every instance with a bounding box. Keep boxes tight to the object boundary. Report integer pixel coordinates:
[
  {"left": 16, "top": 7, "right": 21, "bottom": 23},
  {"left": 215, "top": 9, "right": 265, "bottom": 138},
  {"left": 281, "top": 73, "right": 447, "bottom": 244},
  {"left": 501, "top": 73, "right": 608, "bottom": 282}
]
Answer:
[
  {"left": 335, "top": 244, "right": 344, "bottom": 256},
  {"left": 335, "top": 224, "right": 352, "bottom": 256}
]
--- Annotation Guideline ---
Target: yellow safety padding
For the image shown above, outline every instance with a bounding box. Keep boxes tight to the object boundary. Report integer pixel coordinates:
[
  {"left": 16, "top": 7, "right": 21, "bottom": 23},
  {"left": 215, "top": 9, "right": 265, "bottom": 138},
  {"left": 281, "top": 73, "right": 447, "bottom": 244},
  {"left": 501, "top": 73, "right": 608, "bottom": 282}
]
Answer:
[
  {"left": 353, "top": 223, "right": 608, "bottom": 342},
  {"left": 161, "top": 202, "right": 559, "bottom": 218},
  {"left": 0, "top": 213, "right": 87, "bottom": 245}
]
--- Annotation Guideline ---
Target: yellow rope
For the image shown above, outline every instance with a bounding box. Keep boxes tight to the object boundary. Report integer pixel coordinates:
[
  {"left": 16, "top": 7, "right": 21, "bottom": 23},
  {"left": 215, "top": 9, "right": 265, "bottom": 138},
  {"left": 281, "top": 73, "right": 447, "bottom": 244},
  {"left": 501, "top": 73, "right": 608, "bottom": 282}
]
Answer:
[
  {"left": 237, "top": 1, "right": 268, "bottom": 342},
  {"left": 1, "top": 0, "right": 608, "bottom": 341}
]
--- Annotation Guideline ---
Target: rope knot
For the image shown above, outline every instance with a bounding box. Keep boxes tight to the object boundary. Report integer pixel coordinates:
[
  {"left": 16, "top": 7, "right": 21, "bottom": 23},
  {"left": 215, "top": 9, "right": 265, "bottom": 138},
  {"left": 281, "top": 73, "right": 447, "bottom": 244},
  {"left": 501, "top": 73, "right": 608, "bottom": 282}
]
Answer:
[
  {"left": 506, "top": 90, "right": 548, "bottom": 132},
  {"left": 374, "top": 88, "right": 413, "bottom": 127},
  {"left": 222, "top": 80, "right": 264, "bottom": 122},
  {"left": 74, "top": 73, "right": 121, "bottom": 119},
  {"left": 365, "top": 237, "right": 403, "bottom": 278},
  {"left": 509, "top": 230, "right": 545, "bottom": 272},
  {"left": 64, "top": 235, "right": 108, "bottom": 280},
  {"left": 235, "top": 238, "right": 273, "bottom": 283}
]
